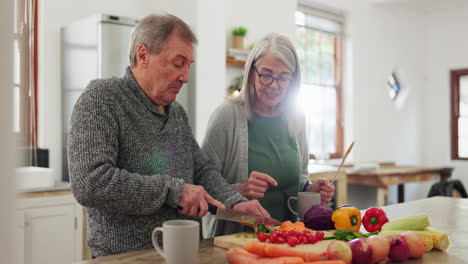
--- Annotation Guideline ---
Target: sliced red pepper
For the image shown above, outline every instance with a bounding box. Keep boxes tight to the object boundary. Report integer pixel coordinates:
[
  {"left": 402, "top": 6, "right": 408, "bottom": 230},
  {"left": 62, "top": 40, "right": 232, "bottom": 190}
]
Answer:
[{"left": 362, "top": 207, "right": 389, "bottom": 232}]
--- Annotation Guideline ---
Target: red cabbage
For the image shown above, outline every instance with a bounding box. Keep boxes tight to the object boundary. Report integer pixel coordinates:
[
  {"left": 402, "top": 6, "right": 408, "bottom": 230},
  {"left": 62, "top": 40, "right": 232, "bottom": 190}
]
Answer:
[{"left": 303, "top": 205, "right": 335, "bottom": 230}]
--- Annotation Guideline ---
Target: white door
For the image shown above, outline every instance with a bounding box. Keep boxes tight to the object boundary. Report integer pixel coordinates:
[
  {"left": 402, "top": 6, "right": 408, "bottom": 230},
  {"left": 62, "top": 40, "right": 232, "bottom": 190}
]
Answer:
[{"left": 24, "top": 205, "right": 76, "bottom": 264}]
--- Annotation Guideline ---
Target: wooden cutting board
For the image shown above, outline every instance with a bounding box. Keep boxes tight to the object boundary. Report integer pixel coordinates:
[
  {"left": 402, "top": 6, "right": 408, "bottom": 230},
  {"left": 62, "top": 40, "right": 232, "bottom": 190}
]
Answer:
[{"left": 214, "top": 231, "right": 336, "bottom": 254}]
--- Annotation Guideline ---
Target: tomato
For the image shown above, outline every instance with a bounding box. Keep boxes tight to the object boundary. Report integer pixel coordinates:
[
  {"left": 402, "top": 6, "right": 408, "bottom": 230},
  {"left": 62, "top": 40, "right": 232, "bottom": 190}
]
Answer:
[
  {"left": 268, "top": 232, "right": 278, "bottom": 243},
  {"left": 306, "top": 233, "right": 318, "bottom": 244},
  {"left": 287, "top": 236, "right": 299, "bottom": 247},
  {"left": 315, "top": 231, "right": 324, "bottom": 241},
  {"left": 301, "top": 236, "right": 309, "bottom": 244},
  {"left": 281, "top": 232, "right": 289, "bottom": 240},
  {"left": 277, "top": 236, "right": 286, "bottom": 244},
  {"left": 257, "top": 232, "right": 267, "bottom": 242}
]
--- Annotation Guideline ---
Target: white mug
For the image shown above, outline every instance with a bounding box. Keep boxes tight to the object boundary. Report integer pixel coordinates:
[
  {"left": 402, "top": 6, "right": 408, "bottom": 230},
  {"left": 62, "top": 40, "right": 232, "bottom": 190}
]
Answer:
[
  {"left": 287, "top": 192, "right": 321, "bottom": 220},
  {"left": 152, "top": 220, "right": 200, "bottom": 264}
]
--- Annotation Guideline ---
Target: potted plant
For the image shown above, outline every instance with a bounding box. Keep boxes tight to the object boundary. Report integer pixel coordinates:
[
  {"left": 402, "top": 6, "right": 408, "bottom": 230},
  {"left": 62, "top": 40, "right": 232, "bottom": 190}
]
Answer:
[{"left": 231, "top": 26, "right": 247, "bottom": 49}]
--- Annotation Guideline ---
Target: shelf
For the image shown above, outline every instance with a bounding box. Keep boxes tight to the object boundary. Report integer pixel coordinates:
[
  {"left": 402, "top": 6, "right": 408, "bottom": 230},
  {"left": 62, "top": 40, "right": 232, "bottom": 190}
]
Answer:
[{"left": 226, "top": 57, "right": 246, "bottom": 67}]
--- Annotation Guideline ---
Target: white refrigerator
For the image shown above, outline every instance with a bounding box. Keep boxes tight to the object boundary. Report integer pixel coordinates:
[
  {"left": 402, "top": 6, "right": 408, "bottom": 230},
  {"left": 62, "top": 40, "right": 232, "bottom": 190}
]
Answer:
[
  {"left": 61, "top": 14, "right": 194, "bottom": 181},
  {"left": 61, "top": 14, "right": 138, "bottom": 181}
]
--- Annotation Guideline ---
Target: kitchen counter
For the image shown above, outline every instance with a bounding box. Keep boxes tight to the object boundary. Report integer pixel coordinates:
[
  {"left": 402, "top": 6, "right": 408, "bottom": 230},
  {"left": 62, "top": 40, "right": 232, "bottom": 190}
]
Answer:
[
  {"left": 75, "top": 196, "right": 468, "bottom": 264},
  {"left": 17, "top": 181, "right": 71, "bottom": 194},
  {"left": 75, "top": 239, "right": 228, "bottom": 264}
]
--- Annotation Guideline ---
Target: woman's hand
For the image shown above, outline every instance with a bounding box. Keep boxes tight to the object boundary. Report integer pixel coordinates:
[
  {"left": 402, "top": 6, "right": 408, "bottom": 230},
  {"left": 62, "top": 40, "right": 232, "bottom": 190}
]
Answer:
[
  {"left": 238, "top": 171, "right": 278, "bottom": 200},
  {"left": 306, "top": 178, "right": 335, "bottom": 205}
]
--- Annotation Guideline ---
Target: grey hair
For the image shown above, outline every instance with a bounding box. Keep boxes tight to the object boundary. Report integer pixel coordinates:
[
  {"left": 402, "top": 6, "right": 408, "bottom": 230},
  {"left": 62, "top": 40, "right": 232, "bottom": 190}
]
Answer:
[
  {"left": 129, "top": 14, "right": 197, "bottom": 68},
  {"left": 230, "top": 33, "right": 304, "bottom": 137}
]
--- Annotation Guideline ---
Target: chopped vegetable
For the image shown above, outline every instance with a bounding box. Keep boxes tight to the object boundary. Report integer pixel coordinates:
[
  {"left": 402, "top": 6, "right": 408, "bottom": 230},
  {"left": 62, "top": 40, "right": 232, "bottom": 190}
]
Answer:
[
  {"left": 303, "top": 205, "right": 335, "bottom": 230},
  {"left": 331, "top": 207, "right": 361, "bottom": 232},
  {"left": 258, "top": 224, "right": 269, "bottom": 234},
  {"left": 277, "top": 220, "right": 311, "bottom": 233},
  {"left": 362, "top": 207, "right": 389, "bottom": 232},
  {"left": 380, "top": 214, "right": 430, "bottom": 231},
  {"left": 324, "top": 229, "right": 378, "bottom": 241}
]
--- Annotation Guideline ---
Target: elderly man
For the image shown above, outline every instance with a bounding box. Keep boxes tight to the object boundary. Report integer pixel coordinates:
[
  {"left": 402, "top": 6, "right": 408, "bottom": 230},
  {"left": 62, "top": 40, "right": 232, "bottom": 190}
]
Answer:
[{"left": 68, "top": 14, "right": 268, "bottom": 257}]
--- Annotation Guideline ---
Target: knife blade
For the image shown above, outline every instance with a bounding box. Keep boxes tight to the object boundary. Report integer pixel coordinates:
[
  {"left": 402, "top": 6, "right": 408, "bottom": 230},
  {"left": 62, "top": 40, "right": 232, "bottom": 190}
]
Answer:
[{"left": 215, "top": 208, "right": 282, "bottom": 226}]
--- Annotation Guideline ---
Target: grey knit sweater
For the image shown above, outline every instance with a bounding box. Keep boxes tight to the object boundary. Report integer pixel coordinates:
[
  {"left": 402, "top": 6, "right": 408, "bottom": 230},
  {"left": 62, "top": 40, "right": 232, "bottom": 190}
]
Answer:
[{"left": 68, "top": 67, "right": 246, "bottom": 257}]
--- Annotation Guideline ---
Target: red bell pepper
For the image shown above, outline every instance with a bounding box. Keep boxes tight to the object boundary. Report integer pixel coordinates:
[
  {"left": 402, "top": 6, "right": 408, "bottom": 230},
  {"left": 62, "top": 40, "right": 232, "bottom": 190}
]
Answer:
[{"left": 362, "top": 207, "right": 389, "bottom": 232}]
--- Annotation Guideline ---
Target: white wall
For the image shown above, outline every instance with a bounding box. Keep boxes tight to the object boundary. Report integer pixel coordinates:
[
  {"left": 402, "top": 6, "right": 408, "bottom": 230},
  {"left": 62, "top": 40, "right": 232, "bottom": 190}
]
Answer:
[
  {"left": 38, "top": 0, "right": 197, "bottom": 181},
  {"left": 38, "top": 0, "right": 300, "bottom": 173},
  {"left": 309, "top": 0, "right": 468, "bottom": 207},
  {"left": 37, "top": 0, "right": 468, "bottom": 206},
  {"left": 422, "top": 2, "right": 468, "bottom": 188},
  {"left": 193, "top": 0, "right": 226, "bottom": 143},
  {"left": 0, "top": 0, "right": 17, "bottom": 262},
  {"left": 222, "top": 0, "right": 297, "bottom": 128}
]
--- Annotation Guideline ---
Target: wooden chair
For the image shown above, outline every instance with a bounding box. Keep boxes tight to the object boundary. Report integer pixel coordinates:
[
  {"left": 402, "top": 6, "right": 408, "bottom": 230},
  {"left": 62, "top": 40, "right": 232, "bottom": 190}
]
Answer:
[{"left": 308, "top": 171, "right": 347, "bottom": 207}]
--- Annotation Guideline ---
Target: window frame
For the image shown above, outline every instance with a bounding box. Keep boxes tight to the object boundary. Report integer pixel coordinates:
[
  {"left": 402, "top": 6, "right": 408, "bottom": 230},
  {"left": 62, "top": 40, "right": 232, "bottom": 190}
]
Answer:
[
  {"left": 450, "top": 68, "right": 468, "bottom": 161},
  {"left": 295, "top": 6, "right": 344, "bottom": 159},
  {"left": 14, "top": 0, "right": 38, "bottom": 147}
]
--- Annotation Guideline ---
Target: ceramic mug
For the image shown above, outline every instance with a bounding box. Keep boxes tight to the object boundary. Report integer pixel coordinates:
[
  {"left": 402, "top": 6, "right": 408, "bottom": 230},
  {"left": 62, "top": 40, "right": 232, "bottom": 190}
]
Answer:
[
  {"left": 152, "top": 220, "right": 199, "bottom": 264},
  {"left": 287, "top": 192, "right": 321, "bottom": 220}
]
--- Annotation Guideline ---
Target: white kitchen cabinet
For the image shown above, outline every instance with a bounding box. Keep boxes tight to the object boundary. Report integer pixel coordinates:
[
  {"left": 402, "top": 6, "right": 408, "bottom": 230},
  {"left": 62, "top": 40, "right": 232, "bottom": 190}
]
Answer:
[{"left": 17, "top": 192, "right": 83, "bottom": 264}]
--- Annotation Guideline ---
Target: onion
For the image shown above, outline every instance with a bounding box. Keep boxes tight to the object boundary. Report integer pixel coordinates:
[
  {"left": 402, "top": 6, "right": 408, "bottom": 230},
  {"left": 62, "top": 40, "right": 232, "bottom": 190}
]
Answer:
[
  {"left": 303, "top": 205, "right": 335, "bottom": 230},
  {"left": 388, "top": 236, "right": 410, "bottom": 262},
  {"left": 349, "top": 238, "right": 373, "bottom": 264}
]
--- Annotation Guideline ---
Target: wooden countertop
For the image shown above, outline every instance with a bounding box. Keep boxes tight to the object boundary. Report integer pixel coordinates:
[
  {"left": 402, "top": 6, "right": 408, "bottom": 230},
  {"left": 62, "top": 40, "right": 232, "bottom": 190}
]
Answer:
[{"left": 75, "top": 197, "right": 468, "bottom": 264}]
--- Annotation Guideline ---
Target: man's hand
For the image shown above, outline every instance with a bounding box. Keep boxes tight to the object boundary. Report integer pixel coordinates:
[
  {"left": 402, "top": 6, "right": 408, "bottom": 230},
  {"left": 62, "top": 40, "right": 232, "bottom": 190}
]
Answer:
[
  {"left": 178, "top": 184, "right": 225, "bottom": 217},
  {"left": 306, "top": 178, "right": 335, "bottom": 205},
  {"left": 232, "top": 200, "right": 275, "bottom": 232},
  {"left": 238, "top": 171, "right": 278, "bottom": 199}
]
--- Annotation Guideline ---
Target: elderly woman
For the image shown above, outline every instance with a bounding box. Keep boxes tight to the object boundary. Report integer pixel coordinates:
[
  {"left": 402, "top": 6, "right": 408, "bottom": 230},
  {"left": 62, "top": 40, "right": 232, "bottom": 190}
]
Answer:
[{"left": 202, "top": 33, "right": 335, "bottom": 237}]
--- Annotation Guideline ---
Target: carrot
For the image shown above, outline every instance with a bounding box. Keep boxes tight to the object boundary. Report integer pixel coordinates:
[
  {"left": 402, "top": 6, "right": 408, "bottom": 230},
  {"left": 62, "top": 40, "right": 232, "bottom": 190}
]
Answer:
[
  {"left": 244, "top": 242, "right": 269, "bottom": 257},
  {"left": 227, "top": 246, "right": 305, "bottom": 264},
  {"left": 256, "top": 256, "right": 304, "bottom": 264},
  {"left": 227, "top": 247, "right": 260, "bottom": 264},
  {"left": 276, "top": 257, "right": 305, "bottom": 264},
  {"left": 264, "top": 244, "right": 320, "bottom": 262},
  {"left": 304, "top": 261, "right": 345, "bottom": 264}
]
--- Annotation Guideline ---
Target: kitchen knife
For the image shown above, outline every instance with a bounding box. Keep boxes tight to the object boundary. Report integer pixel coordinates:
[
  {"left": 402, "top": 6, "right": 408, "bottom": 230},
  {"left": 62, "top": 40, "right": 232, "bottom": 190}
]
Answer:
[{"left": 215, "top": 207, "right": 282, "bottom": 226}]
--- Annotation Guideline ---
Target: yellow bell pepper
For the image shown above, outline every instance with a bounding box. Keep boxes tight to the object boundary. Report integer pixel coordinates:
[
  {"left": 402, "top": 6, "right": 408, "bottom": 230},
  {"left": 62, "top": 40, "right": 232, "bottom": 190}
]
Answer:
[{"left": 331, "top": 207, "right": 362, "bottom": 232}]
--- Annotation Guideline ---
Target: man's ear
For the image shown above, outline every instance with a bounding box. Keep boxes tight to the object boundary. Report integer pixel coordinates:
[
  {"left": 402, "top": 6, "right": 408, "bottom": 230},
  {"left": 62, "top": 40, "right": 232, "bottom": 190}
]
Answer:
[{"left": 136, "top": 44, "right": 149, "bottom": 67}]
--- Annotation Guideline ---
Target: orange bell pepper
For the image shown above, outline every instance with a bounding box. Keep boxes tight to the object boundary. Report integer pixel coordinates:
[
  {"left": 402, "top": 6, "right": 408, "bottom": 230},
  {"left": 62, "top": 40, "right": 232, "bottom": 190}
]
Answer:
[{"left": 331, "top": 207, "right": 362, "bottom": 232}]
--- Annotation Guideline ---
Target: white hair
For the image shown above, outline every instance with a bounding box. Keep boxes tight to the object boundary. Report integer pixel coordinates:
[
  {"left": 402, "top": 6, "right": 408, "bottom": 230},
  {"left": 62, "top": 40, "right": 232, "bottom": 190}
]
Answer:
[{"left": 230, "top": 33, "right": 304, "bottom": 137}]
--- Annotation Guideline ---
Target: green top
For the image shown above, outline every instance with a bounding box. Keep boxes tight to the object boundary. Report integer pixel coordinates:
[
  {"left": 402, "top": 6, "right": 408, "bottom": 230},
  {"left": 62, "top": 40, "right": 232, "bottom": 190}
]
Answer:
[{"left": 248, "top": 113, "right": 301, "bottom": 222}]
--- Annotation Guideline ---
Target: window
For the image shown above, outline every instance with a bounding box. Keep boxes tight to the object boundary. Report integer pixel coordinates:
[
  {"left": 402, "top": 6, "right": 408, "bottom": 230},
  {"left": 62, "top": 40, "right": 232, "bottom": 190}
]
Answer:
[
  {"left": 13, "top": 0, "right": 38, "bottom": 148},
  {"left": 451, "top": 69, "right": 468, "bottom": 160},
  {"left": 295, "top": 5, "right": 344, "bottom": 159}
]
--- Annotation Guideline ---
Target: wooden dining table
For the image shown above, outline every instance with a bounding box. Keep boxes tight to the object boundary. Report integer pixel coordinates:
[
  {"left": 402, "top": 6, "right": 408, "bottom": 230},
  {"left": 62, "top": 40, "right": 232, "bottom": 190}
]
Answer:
[
  {"left": 75, "top": 196, "right": 468, "bottom": 264},
  {"left": 346, "top": 166, "right": 453, "bottom": 206}
]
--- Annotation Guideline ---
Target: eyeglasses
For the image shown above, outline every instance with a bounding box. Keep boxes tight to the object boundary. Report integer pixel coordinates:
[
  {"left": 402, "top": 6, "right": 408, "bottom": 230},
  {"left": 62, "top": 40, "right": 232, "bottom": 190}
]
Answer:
[{"left": 254, "top": 68, "right": 292, "bottom": 89}]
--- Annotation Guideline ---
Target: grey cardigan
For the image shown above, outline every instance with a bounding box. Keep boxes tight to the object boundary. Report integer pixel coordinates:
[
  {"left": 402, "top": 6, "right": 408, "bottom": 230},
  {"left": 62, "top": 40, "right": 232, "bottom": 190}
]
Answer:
[
  {"left": 201, "top": 101, "right": 309, "bottom": 237},
  {"left": 68, "top": 68, "right": 246, "bottom": 256}
]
